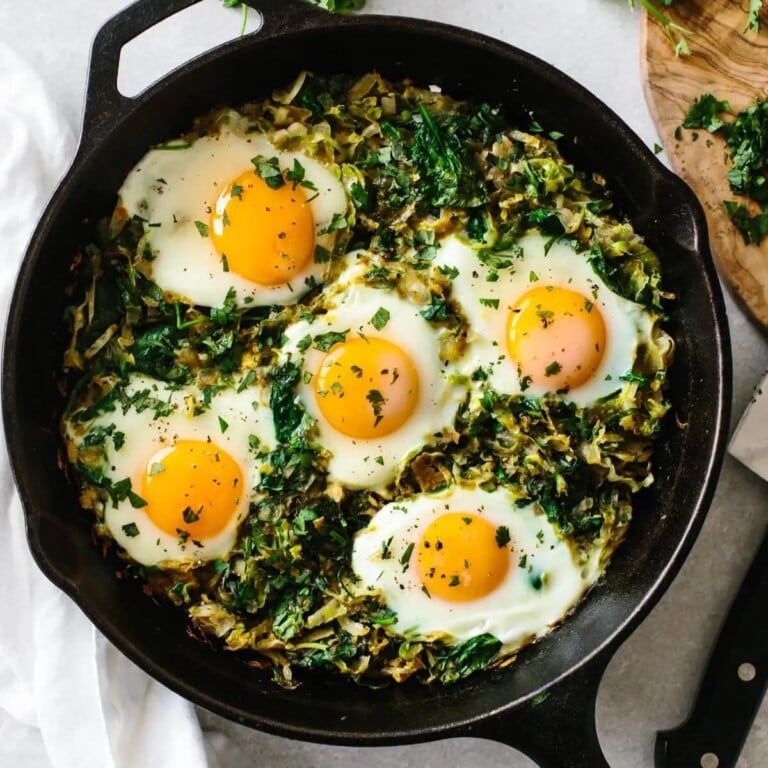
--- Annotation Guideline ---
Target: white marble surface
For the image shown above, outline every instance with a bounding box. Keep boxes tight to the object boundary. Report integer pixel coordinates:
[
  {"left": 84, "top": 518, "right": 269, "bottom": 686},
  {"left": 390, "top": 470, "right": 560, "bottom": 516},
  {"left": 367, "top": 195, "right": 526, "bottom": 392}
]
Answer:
[{"left": 1, "top": 0, "right": 766, "bottom": 765}]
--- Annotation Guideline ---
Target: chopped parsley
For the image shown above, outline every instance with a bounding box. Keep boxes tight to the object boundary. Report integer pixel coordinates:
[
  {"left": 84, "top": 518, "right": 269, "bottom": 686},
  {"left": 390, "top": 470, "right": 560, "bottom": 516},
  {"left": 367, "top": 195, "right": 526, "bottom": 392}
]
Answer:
[
  {"left": 297, "top": 334, "right": 312, "bottom": 353},
  {"left": 683, "top": 93, "right": 732, "bottom": 133},
  {"left": 682, "top": 93, "right": 768, "bottom": 244},
  {"left": 314, "top": 244, "right": 332, "bottom": 263},
  {"left": 370, "top": 307, "right": 391, "bottom": 330},
  {"left": 438, "top": 264, "right": 459, "bottom": 280},
  {"left": 495, "top": 526, "right": 511, "bottom": 548},
  {"left": 366, "top": 388, "right": 386, "bottom": 427},
  {"left": 419, "top": 294, "right": 451, "bottom": 322},
  {"left": 251, "top": 155, "right": 284, "bottom": 189},
  {"left": 284, "top": 158, "right": 318, "bottom": 191},
  {"left": 122, "top": 522, "right": 140, "bottom": 537},
  {"left": 400, "top": 542, "right": 415, "bottom": 568},
  {"left": 314, "top": 330, "right": 348, "bottom": 352}
]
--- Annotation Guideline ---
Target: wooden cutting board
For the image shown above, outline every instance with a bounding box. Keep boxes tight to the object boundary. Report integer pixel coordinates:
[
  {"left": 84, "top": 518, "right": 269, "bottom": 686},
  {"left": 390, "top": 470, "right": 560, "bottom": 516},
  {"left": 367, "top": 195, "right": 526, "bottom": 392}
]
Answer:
[{"left": 642, "top": 0, "right": 768, "bottom": 330}]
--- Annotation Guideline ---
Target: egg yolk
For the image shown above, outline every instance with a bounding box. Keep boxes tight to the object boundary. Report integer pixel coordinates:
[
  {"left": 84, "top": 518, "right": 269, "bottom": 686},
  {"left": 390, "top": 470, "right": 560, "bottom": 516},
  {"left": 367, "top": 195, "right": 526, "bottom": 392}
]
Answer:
[
  {"left": 314, "top": 337, "right": 420, "bottom": 439},
  {"left": 416, "top": 512, "right": 511, "bottom": 602},
  {"left": 210, "top": 169, "right": 315, "bottom": 286},
  {"left": 506, "top": 285, "right": 607, "bottom": 391},
  {"left": 140, "top": 439, "right": 243, "bottom": 539}
]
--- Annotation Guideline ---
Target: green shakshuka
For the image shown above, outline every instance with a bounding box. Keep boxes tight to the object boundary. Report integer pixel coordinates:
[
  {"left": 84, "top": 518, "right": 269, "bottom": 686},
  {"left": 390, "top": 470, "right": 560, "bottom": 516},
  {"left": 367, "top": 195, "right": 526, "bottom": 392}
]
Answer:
[{"left": 61, "top": 72, "right": 673, "bottom": 686}]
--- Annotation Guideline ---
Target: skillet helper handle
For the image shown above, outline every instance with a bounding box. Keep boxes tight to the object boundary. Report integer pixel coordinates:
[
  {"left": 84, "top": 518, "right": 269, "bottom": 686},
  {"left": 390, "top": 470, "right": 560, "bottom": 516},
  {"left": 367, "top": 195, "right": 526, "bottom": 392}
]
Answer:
[
  {"left": 83, "top": 0, "right": 202, "bottom": 143},
  {"left": 474, "top": 655, "right": 611, "bottom": 768},
  {"left": 82, "top": 0, "right": 329, "bottom": 143},
  {"left": 655, "top": 533, "right": 768, "bottom": 768}
]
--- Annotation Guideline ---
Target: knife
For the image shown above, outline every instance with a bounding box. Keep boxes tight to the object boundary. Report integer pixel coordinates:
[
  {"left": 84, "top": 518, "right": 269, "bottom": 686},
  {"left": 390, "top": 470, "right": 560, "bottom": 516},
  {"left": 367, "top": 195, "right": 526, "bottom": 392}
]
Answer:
[
  {"left": 655, "top": 372, "right": 768, "bottom": 768},
  {"left": 655, "top": 534, "right": 768, "bottom": 767}
]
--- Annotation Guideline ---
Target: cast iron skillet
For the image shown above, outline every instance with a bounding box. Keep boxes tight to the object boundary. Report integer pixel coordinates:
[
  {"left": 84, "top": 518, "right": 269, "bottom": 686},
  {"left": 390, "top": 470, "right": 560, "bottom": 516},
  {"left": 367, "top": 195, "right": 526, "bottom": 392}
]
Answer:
[{"left": 2, "top": 1, "right": 732, "bottom": 765}]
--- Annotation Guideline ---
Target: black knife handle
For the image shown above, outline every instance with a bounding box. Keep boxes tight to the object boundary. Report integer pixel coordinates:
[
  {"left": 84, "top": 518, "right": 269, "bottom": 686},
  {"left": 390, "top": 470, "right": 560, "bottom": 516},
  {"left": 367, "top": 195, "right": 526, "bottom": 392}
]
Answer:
[{"left": 655, "top": 531, "right": 768, "bottom": 768}]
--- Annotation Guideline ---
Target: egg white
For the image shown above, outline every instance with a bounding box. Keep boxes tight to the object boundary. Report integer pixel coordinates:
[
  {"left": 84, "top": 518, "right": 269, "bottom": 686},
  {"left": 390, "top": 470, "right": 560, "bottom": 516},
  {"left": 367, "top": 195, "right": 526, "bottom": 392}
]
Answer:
[
  {"left": 280, "top": 267, "right": 465, "bottom": 491},
  {"left": 64, "top": 374, "right": 275, "bottom": 566},
  {"left": 351, "top": 485, "right": 602, "bottom": 649},
  {"left": 434, "top": 233, "right": 654, "bottom": 406},
  {"left": 118, "top": 116, "right": 348, "bottom": 309}
]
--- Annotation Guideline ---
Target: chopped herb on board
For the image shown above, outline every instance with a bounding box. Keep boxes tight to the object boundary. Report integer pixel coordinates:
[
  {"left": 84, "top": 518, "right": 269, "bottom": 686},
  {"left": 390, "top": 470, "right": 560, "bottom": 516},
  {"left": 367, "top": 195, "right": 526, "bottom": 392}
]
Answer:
[
  {"left": 682, "top": 94, "right": 768, "bottom": 245},
  {"left": 683, "top": 94, "right": 732, "bottom": 133}
]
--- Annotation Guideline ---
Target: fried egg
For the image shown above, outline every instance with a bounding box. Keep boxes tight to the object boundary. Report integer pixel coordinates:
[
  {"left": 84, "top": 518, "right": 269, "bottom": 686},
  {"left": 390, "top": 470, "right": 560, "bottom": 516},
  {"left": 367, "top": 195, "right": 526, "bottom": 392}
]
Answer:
[
  {"left": 118, "top": 115, "right": 348, "bottom": 308},
  {"left": 280, "top": 265, "right": 465, "bottom": 490},
  {"left": 63, "top": 374, "right": 275, "bottom": 566},
  {"left": 351, "top": 485, "right": 601, "bottom": 648},
  {"left": 435, "top": 233, "right": 654, "bottom": 405}
]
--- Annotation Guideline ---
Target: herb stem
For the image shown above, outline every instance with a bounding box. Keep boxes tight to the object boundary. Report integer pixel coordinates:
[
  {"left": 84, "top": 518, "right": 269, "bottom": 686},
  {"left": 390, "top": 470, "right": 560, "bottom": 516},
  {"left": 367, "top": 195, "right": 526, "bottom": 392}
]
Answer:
[
  {"left": 632, "top": 0, "right": 694, "bottom": 56},
  {"left": 174, "top": 301, "right": 206, "bottom": 330},
  {"left": 240, "top": 2, "right": 248, "bottom": 37}
]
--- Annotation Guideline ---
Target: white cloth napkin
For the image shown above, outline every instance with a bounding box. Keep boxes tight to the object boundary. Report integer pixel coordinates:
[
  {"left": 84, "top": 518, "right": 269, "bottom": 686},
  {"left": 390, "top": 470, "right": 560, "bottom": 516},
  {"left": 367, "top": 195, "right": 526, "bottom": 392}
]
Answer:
[{"left": 0, "top": 42, "right": 209, "bottom": 768}]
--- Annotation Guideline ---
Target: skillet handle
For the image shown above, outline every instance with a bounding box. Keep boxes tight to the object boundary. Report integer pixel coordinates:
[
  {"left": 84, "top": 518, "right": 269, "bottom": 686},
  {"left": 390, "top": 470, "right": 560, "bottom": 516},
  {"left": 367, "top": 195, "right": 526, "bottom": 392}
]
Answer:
[
  {"left": 472, "top": 654, "right": 611, "bottom": 768},
  {"left": 81, "top": 0, "right": 331, "bottom": 144},
  {"left": 83, "top": 0, "right": 202, "bottom": 143}
]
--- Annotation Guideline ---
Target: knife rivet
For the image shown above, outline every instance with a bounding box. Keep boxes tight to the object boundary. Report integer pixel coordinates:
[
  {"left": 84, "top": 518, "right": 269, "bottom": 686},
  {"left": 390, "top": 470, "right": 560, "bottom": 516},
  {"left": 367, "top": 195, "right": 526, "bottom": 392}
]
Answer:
[
  {"left": 700, "top": 753, "right": 719, "bottom": 768},
  {"left": 737, "top": 662, "right": 756, "bottom": 682}
]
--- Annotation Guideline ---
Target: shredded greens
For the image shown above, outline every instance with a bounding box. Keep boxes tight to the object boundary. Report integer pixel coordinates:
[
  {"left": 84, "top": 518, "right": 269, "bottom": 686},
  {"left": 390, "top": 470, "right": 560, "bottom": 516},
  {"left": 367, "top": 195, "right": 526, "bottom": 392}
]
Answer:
[{"left": 61, "top": 72, "right": 672, "bottom": 688}]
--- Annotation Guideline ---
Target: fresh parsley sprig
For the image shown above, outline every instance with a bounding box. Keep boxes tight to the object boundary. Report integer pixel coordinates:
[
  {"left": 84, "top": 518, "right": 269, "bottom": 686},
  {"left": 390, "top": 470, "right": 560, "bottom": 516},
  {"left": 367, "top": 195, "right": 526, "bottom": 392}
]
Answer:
[
  {"left": 633, "top": 0, "right": 764, "bottom": 56},
  {"left": 630, "top": 0, "right": 693, "bottom": 56},
  {"left": 747, "top": 0, "right": 764, "bottom": 33}
]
